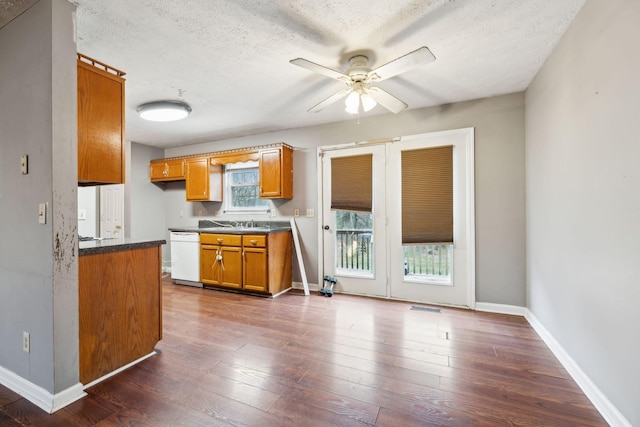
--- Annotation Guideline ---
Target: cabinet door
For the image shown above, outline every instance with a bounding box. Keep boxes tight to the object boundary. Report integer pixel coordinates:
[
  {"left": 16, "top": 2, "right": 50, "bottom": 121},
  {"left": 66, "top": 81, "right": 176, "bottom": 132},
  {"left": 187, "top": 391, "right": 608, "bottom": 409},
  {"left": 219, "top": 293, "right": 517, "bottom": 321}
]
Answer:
[
  {"left": 186, "top": 158, "right": 222, "bottom": 201},
  {"left": 200, "top": 244, "right": 220, "bottom": 285},
  {"left": 219, "top": 246, "right": 243, "bottom": 289},
  {"left": 150, "top": 159, "right": 185, "bottom": 182},
  {"left": 186, "top": 158, "right": 209, "bottom": 201},
  {"left": 243, "top": 247, "right": 268, "bottom": 293},
  {"left": 77, "top": 61, "right": 125, "bottom": 184},
  {"left": 259, "top": 147, "right": 293, "bottom": 199}
]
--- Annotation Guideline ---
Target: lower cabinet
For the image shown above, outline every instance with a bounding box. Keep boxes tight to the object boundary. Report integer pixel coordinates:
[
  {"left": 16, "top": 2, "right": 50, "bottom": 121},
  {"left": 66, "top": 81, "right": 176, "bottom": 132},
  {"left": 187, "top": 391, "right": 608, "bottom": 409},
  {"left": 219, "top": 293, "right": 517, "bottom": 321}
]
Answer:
[
  {"left": 200, "top": 234, "right": 242, "bottom": 289},
  {"left": 199, "top": 231, "right": 292, "bottom": 295},
  {"left": 243, "top": 235, "right": 268, "bottom": 293}
]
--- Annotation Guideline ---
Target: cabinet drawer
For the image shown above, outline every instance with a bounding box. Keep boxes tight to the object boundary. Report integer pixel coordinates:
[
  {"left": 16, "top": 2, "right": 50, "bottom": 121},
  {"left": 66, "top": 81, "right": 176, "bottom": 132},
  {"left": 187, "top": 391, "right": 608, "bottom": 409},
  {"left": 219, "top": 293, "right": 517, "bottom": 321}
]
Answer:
[
  {"left": 201, "top": 233, "right": 242, "bottom": 246},
  {"left": 242, "top": 235, "right": 266, "bottom": 248}
]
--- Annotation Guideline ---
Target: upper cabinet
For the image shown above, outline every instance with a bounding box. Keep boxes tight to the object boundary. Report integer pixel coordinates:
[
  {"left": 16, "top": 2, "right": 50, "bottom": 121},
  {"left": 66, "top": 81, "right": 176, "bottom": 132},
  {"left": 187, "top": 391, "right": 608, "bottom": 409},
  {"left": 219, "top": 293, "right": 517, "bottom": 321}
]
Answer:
[
  {"left": 150, "top": 158, "right": 185, "bottom": 182},
  {"left": 149, "top": 143, "right": 294, "bottom": 200},
  {"left": 77, "top": 54, "right": 126, "bottom": 185},
  {"left": 185, "top": 157, "right": 222, "bottom": 202},
  {"left": 259, "top": 146, "right": 293, "bottom": 199}
]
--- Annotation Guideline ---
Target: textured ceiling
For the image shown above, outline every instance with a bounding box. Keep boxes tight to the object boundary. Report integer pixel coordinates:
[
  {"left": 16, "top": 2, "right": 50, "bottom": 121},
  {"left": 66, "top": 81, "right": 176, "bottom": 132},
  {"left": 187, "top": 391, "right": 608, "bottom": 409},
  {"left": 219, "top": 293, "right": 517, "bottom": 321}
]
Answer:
[{"left": 2, "top": 0, "right": 586, "bottom": 148}]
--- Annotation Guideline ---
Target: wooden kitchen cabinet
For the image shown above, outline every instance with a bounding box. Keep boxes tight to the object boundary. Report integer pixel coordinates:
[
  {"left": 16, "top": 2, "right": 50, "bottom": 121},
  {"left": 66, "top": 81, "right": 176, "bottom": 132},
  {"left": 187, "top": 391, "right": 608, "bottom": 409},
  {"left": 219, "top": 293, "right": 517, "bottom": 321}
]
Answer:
[
  {"left": 186, "top": 157, "right": 223, "bottom": 201},
  {"left": 77, "top": 54, "right": 126, "bottom": 185},
  {"left": 199, "top": 231, "right": 292, "bottom": 295},
  {"left": 242, "top": 232, "right": 292, "bottom": 295},
  {"left": 242, "top": 235, "right": 268, "bottom": 293},
  {"left": 200, "top": 234, "right": 242, "bottom": 289},
  {"left": 259, "top": 146, "right": 293, "bottom": 199},
  {"left": 150, "top": 158, "right": 185, "bottom": 182}
]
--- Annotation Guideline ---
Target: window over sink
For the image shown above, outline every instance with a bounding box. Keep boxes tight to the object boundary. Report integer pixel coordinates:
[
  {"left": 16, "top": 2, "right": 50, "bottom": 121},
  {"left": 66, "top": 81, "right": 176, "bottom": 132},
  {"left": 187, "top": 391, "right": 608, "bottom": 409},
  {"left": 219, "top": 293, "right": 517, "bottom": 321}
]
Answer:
[{"left": 224, "top": 161, "right": 269, "bottom": 213}]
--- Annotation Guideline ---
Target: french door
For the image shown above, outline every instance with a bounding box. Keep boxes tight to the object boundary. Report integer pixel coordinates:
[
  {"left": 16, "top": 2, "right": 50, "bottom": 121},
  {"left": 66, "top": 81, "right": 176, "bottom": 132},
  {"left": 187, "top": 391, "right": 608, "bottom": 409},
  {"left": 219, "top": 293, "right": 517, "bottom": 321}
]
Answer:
[
  {"left": 319, "top": 128, "right": 475, "bottom": 307},
  {"left": 320, "top": 145, "right": 387, "bottom": 297}
]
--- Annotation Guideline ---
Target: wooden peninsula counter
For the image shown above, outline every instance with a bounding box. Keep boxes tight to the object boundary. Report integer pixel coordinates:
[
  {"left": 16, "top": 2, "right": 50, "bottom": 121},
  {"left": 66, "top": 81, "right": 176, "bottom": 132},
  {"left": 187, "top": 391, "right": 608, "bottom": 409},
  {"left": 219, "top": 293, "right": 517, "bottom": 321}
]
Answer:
[{"left": 79, "top": 238, "right": 165, "bottom": 385}]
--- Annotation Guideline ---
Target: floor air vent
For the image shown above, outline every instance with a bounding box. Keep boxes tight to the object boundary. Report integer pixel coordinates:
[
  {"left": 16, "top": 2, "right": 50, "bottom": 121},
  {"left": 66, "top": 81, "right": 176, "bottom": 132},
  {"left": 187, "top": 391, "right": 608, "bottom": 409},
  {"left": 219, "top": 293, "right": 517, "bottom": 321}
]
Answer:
[{"left": 410, "top": 305, "right": 441, "bottom": 313}]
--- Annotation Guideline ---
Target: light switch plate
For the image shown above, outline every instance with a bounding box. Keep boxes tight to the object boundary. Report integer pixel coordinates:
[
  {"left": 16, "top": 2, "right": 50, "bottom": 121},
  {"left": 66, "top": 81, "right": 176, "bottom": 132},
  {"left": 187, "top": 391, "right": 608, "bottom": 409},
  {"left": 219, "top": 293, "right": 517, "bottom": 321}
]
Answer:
[
  {"left": 306, "top": 208, "right": 314, "bottom": 218},
  {"left": 38, "top": 203, "right": 46, "bottom": 224},
  {"left": 78, "top": 208, "right": 87, "bottom": 220},
  {"left": 20, "top": 155, "right": 28, "bottom": 175}
]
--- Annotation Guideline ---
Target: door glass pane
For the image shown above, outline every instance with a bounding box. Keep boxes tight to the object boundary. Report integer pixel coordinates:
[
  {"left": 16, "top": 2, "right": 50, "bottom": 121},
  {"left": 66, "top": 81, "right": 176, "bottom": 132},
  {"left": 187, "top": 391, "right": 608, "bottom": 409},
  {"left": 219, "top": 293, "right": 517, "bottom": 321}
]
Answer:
[
  {"left": 334, "top": 211, "right": 373, "bottom": 276},
  {"left": 403, "top": 244, "right": 453, "bottom": 284}
]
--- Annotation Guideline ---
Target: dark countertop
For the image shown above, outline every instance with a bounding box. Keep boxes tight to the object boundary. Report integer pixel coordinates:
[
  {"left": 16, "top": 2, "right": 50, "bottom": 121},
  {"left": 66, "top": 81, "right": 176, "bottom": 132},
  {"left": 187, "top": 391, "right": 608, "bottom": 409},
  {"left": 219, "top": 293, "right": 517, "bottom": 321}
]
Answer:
[
  {"left": 79, "top": 237, "right": 166, "bottom": 256},
  {"left": 169, "top": 220, "right": 291, "bottom": 235}
]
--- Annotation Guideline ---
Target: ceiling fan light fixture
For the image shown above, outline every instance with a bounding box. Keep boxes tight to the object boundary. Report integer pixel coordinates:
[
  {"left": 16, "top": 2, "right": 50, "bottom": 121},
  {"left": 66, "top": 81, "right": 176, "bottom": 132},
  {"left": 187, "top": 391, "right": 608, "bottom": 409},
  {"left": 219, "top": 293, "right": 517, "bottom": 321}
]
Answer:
[
  {"left": 137, "top": 101, "right": 192, "bottom": 122},
  {"left": 361, "top": 93, "right": 377, "bottom": 112},
  {"left": 344, "top": 91, "right": 360, "bottom": 114}
]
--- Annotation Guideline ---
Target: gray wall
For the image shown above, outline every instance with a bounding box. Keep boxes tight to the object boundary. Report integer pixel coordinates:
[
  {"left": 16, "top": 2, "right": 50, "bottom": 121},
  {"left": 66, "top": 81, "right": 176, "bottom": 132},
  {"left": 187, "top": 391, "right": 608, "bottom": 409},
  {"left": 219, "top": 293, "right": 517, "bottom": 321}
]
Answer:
[
  {"left": 0, "top": 0, "right": 78, "bottom": 393},
  {"left": 126, "top": 142, "right": 166, "bottom": 240},
  {"left": 77, "top": 187, "right": 98, "bottom": 237},
  {"left": 163, "top": 92, "right": 526, "bottom": 305},
  {"left": 525, "top": 0, "right": 640, "bottom": 424}
]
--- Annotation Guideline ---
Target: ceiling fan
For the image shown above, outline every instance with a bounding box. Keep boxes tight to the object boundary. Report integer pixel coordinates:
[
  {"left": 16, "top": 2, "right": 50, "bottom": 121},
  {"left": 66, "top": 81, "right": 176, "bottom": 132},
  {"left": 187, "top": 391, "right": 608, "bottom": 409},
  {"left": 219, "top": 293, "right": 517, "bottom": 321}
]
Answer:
[{"left": 290, "top": 46, "right": 435, "bottom": 114}]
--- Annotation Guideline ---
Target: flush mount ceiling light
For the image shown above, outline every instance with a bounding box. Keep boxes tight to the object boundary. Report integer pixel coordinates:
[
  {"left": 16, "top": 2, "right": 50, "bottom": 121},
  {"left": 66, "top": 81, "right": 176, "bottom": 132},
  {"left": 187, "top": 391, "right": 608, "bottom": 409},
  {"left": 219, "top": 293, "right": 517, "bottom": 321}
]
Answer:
[{"left": 137, "top": 101, "right": 192, "bottom": 122}]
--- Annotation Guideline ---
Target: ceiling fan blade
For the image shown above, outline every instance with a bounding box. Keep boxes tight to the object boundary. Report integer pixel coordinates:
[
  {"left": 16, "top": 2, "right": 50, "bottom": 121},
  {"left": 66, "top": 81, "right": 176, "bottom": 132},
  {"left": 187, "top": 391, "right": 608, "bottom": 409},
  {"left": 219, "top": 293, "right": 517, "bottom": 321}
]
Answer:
[
  {"left": 290, "top": 58, "right": 351, "bottom": 83},
  {"left": 308, "top": 88, "right": 352, "bottom": 113},
  {"left": 368, "top": 87, "right": 408, "bottom": 114},
  {"left": 368, "top": 46, "right": 436, "bottom": 82}
]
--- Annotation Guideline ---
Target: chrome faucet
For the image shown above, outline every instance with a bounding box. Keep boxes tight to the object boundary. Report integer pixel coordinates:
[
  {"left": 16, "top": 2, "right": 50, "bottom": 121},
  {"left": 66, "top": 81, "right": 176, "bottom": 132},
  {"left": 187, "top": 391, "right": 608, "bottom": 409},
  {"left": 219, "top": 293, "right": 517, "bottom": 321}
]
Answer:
[{"left": 246, "top": 219, "right": 254, "bottom": 228}]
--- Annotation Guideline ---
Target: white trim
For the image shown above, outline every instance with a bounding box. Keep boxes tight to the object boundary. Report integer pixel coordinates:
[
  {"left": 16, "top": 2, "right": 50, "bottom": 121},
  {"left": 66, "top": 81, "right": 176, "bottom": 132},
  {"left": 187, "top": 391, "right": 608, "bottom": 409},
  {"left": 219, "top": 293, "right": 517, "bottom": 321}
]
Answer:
[
  {"left": 82, "top": 351, "right": 156, "bottom": 390},
  {"left": 476, "top": 303, "right": 630, "bottom": 426},
  {"left": 0, "top": 365, "right": 86, "bottom": 413},
  {"left": 293, "top": 281, "right": 320, "bottom": 292},
  {"left": 465, "top": 128, "right": 476, "bottom": 309},
  {"left": 525, "top": 310, "right": 632, "bottom": 427},
  {"left": 475, "top": 302, "right": 528, "bottom": 316}
]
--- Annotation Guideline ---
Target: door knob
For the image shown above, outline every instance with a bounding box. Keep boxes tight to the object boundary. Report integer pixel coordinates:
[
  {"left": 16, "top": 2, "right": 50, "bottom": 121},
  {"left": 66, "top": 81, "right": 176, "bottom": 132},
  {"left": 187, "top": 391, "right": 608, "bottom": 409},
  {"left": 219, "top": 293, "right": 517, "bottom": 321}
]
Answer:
[{"left": 323, "top": 225, "right": 330, "bottom": 230}]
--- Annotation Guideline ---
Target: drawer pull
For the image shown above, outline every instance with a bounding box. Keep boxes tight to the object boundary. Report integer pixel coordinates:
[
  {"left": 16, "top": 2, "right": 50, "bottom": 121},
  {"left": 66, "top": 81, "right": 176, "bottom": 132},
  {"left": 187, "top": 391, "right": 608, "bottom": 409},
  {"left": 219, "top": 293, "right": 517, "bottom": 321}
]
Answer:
[
  {"left": 249, "top": 239, "right": 258, "bottom": 245},
  {"left": 217, "top": 238, "right": 224, "bottom": 243}
]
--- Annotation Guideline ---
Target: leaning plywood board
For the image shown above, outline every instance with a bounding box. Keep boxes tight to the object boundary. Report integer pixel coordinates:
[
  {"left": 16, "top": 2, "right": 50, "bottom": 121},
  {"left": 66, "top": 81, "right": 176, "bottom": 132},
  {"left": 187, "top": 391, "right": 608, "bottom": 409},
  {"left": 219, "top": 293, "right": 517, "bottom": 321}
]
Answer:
[{"left": 290, "top": 217, "right": 310, "bottom": 296}]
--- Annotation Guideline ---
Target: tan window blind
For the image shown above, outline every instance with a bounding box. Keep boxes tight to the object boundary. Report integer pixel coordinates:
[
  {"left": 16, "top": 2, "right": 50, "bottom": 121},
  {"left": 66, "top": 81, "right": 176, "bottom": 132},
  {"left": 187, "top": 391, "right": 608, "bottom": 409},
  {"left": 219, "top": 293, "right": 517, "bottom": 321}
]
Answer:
[
  {"left": 402, "top": 146, "right": 453, "bottom": 244},
  {"left": 331, "top": 154, "right": 372, "bottom": 212}
]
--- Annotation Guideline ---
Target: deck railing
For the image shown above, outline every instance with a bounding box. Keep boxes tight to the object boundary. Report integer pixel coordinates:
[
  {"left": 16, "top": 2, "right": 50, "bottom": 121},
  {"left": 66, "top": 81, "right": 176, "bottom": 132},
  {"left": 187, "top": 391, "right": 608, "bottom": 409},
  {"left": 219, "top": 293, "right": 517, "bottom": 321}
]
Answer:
[
  {"left": 335, "top": 229, "right": 452, "bottom": 280},
  {"left": 403, "top": 244, "right": 452, "bottom": 280},
  {"left": 335, "top": 229, "right": 373, "bottom": 273}
]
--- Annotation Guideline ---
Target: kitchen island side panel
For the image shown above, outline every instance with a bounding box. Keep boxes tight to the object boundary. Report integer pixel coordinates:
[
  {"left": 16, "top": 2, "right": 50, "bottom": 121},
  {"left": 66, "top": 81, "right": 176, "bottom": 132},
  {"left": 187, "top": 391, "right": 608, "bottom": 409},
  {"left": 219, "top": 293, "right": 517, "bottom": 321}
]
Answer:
[{"left": 79, "top": 244, "right": 162, "bottom": 384}]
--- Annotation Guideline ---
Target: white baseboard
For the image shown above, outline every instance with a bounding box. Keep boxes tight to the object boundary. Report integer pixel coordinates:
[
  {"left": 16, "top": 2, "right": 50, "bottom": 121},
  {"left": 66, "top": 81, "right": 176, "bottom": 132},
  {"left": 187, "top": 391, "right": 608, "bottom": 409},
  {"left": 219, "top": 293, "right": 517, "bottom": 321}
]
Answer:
[
  {"left": 82, "top": 351, "right": 156, "bottom": 390},
  {"left": 525, "top": 310, "right": 631, "bottom": 427},
  {"left": 292, "top": 281, "right": 319, "bottom": 292},
  {"left": 469, "top": 302, "right": 630, "bottom": 426},
  {"left": 0, "top": 365, "right": 86, "bottom": 413},
  {"left": 474, "top": 302, "right": 528, "bottom": 316}
]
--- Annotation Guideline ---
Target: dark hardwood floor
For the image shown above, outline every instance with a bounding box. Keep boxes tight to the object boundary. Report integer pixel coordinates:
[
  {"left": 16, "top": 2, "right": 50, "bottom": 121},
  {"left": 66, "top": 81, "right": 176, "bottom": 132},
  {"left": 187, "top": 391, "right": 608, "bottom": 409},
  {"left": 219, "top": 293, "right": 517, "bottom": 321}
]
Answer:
[{"left": 0, "top": 277, "right": 608, "bottom": 426}]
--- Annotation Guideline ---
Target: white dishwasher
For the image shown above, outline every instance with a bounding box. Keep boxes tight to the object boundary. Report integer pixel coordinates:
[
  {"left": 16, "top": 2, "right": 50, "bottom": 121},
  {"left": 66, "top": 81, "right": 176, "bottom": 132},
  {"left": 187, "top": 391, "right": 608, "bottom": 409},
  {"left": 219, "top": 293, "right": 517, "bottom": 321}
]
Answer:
[{"left": 170, "top": 232, "right": 202, "bottom": 287}]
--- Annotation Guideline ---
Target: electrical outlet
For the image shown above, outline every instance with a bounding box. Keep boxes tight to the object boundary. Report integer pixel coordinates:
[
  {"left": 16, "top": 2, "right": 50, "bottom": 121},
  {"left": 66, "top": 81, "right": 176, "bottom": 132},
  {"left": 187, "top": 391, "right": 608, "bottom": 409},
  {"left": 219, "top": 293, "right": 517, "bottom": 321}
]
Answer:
[
  {"left": 294, "top": 208, "right": 300, "bottom": 217},
  {"left": 179, "top": 210, "right": 183, "bottom": 218},
  {"left": 23, "top": 332, "right": 30, "bottom": 353},
  {"left": 306, "top": 208, "right": 314, "bottom": 218}
]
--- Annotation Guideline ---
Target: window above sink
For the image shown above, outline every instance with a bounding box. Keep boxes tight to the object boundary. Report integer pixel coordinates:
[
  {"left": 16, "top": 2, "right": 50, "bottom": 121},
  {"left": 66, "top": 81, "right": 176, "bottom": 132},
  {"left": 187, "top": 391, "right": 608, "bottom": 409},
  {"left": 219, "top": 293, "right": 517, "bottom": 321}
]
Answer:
[{"left": 224, "top": 161, "right": 270, "bottom": 213}]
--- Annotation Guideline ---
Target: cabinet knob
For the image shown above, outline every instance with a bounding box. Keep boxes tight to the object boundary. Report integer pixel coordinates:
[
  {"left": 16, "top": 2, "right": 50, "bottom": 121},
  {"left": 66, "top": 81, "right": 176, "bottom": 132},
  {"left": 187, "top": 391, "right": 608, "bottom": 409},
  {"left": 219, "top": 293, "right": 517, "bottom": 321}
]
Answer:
[
  {"left": 217, "top": 238, "right": 224, "bottom": 243},
  {"left": 249, "top": 239, "right": 258, "bottom": 245}
]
